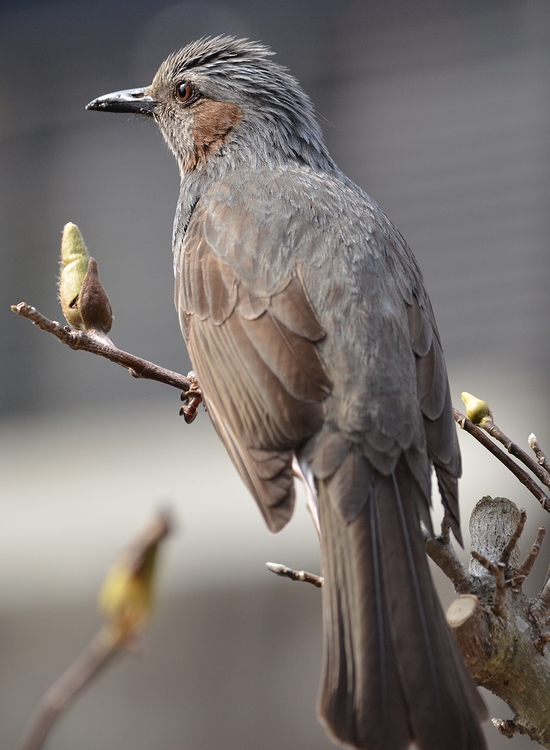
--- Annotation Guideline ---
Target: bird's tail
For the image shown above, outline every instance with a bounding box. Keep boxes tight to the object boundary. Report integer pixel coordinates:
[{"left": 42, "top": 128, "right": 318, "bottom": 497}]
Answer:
[{"left": 317, "top": 451, "right": 487, "bottom": 750}]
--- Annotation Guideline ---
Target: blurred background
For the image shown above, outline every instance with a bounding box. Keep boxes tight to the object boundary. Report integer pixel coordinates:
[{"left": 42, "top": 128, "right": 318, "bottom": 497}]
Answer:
[{"left": 1, "top": 0, "right": 549, "bottom": 748}]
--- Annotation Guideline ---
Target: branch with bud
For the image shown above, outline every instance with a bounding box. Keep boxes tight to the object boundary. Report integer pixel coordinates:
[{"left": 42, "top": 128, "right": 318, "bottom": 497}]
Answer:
[
  {"left": 12, "top": 223, "right": 201, "bottom": 413},
  {"left": 455, "top": 393, "right": 550, "bottom": 512},
  {"left": 422, "top": 390, "right": 550, "bottom": 747},
  {"left": 18, "top": 511, "right": 173, "bottom": 750}
]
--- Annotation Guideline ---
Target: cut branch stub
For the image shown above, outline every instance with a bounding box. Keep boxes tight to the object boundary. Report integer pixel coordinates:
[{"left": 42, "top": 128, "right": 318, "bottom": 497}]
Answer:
[
  {"left": 446, "top": 595, "right": 492, "bottom": 675},
  {"left": 469, "top": 497, "right": 522, "bottom": 577}
]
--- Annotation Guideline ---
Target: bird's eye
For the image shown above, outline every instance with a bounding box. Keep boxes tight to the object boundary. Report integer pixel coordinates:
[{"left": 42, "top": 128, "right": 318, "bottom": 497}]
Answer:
[{"left": 175, "top": 82, "right": 194, "bottom": 103}]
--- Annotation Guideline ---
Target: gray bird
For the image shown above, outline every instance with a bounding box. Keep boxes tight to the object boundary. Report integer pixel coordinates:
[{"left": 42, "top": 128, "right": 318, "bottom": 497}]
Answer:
[{"left": 87, "top": 36, "right": 487, "bottom": 750}]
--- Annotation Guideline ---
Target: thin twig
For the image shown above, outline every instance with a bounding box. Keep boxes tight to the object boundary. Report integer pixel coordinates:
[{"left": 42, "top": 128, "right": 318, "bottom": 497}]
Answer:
[
  {"left": 531, "top": 577, "right": 550, "bottom": 630},
  {"left": 505, "top": 574, "right": 526, "bottom": 589},
  {"left": 266, "top": 562, "right": 324, "bottom": 588},
  {"left": 518, "top": 526, "right": 547, "bottom": 579},
  {"left": 454, "top": 409, "right": 550, "bottom": 513},
  {"left": 11, "top": 302, "right": 192, "bottom": 392},
  {"left": 481, "top": 420, "right": 550, "bottom": 491},
  {"left": 18, "top": 628, "right": 120, "bottom": 750},
  {"left": 18, "top": 511, "right": 173, "bottom": 750},
  {"left": 471, "top": 551, "right": 507, "bottom": 616},
  {"left": 501, "top": 509, "right": 527, "bottom": 566},
  {"left": 529, "top": 434, "right": 550, "bottom": 475}
]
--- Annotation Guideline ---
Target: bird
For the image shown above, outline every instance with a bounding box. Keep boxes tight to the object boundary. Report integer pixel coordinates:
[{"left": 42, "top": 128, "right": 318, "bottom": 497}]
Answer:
[{"left": 87, "top": 36, "right": 487, "bottom": 750}]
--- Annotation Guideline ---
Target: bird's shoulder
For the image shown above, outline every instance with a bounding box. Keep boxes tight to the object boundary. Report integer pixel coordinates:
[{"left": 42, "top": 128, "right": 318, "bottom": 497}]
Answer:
[{"left": 181, "top": 165, "right": 427, "bottom": 305}]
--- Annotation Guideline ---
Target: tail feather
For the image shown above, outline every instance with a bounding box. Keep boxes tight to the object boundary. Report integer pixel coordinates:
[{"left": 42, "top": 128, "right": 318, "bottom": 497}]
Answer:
[
  {"left": 320, "top": 470, "right": 411, "bottom": 749},
  {"left": 317, "top": 452, "right": 486, "bottom": 750}
]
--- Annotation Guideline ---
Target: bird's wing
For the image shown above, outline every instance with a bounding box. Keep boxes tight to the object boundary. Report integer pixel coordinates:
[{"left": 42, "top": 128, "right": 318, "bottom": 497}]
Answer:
[
  {"left": 175, "top": 196, "right": 332, "bottom": 532},
  {"left": 407, "top": 293, "right": 462, "bottom": 540}
]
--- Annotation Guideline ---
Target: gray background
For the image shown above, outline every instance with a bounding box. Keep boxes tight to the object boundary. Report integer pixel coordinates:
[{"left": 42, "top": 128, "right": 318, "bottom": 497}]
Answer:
[{"left": 1, "top": 1, "right": 549, "bottom": 748}]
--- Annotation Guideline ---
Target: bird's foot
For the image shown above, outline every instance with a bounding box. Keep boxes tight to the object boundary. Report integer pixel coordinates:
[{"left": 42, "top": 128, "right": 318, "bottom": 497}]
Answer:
[{"left": 179, "top": 371, "right": 203, "bottom": 423}]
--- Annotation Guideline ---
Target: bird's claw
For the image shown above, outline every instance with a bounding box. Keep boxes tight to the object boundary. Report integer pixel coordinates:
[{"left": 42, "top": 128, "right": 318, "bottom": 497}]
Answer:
[{"left": 179, "top": 371, "right": 203, "bottom": 423}]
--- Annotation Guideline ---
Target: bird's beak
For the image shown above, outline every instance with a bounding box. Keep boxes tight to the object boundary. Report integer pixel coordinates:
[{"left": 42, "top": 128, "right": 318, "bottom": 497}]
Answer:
[{"left": 86, "top": 88, "right": 156, "bottom": 116}]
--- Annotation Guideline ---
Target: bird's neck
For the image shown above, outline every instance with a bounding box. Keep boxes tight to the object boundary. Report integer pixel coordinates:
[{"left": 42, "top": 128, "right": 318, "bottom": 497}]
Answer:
[{"left": 171, "top": 173, "right": 203, "bottom": 269}]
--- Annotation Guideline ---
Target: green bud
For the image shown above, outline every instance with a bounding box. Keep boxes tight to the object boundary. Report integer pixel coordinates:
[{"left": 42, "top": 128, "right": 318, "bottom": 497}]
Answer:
[
  {"left": 461, "top": 392, "right": 492, "bottom": 425},
  {"left": 99, "top": 513, "right": 171, "bottom": 643},
  {"left": 59, "top": 222, "right": 89, "bottom": 328}
]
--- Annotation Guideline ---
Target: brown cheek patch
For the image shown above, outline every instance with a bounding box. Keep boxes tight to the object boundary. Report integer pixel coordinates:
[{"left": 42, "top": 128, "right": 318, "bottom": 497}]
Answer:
[{"left": 188, "top": 99, "right": 242, "bottom": 169}]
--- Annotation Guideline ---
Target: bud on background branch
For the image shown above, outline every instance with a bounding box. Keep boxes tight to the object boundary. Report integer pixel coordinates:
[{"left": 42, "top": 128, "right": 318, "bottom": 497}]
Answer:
[
  {"left": 99, "top": 511, "right": 172, "bottom": 644},
  {"left": 18, "top": 511, "right": 173, "bottom": 750}
]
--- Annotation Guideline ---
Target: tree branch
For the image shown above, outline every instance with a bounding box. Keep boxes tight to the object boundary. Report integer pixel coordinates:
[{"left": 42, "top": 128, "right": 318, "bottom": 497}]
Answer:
[
  {"left": 19, "top": 630, "right": 120, "bottom": 750},
  {"left": 445, "top": 497, "right": 550, "bottom": 748},
  {"left": 454, "top": 408, "right": 550, "bottom": 512},
  {"left": 265, "top": 562, "right": 324, "bottom": 588},
  {"left": 530, "top": 434, "right": 550, "bottom": 475},
  {"left": 11, "top": 302, "right": 192, "bottom": 393},
  {"left": 18, "top": 511, "right": 172, "bottom": 750},
  {"left": 481, "top": 419, "right": 550, "bottom": 491},
  {"left": 424, "top": 530, "right": 474, "bottom": 595},
  {"left": 519, "top": 525, "right": 547, "bottom": 579}
]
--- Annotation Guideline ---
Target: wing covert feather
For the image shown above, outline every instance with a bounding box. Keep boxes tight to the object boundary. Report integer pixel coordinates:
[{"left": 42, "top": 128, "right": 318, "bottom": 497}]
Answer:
[
  {"left": 408, "top": 295, "right": 462, "bottom": 539},
  {"left": 176, "top": 198, "right": 332, "bottom": 530}
]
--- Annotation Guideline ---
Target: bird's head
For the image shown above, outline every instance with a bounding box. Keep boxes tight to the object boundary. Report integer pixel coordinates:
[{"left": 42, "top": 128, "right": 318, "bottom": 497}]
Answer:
[{"left": 87, "top": 36, "right": 334, "bottom": 176}]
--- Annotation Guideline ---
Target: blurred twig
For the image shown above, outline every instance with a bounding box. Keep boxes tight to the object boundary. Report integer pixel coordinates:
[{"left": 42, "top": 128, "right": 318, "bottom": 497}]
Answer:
[
  {"left": 19, "top": 630, "right": 120, "bottom": 750},
  {"left": 18, "top": 511, "right": 172, "bottom": 750}
]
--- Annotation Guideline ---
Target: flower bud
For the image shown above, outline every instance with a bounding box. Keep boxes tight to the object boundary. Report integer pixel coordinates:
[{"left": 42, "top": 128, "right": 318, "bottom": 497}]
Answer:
[
  {"left": 59, "top": 222, "right": 89, "bottom": 328},
  {"left": 98, "top": 513, "right": 171, "bottom": 642},
  {"left": 461, "top": 392, "right": 492, "bottom": 425},
  {"left": 79, "top": 258, "right": 113, "bottom": 333}
]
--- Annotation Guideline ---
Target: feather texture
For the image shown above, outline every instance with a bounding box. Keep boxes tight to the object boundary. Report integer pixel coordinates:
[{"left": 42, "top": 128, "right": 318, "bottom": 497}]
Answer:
[
  {"left": 176, "top": 204, "right": 331, "bottom": 530},
  {"left": 318, "top": 453, "right": 486, "bottom": 750}
]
